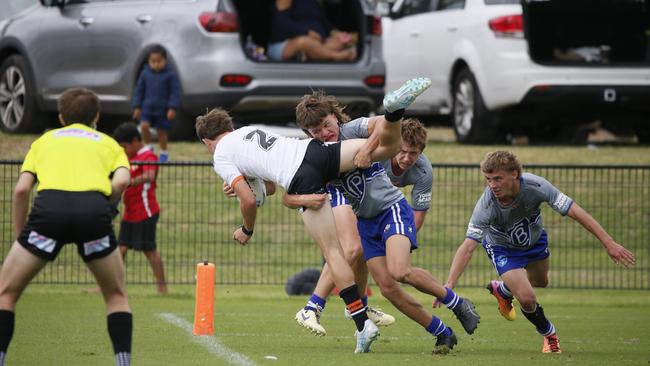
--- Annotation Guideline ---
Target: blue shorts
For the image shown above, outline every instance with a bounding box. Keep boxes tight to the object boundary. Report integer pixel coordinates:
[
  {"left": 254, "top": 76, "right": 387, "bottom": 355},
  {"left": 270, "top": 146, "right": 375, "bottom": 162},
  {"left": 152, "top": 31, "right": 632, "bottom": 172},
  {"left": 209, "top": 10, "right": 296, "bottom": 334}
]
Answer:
[
  {"left": 482, "top": 230, "right": 550, "bottom": 276},
  {"left": 267, "top": 41, "right": 287, "bottom": 61},
  {"left": 140, "top": 113, "right": 172, "bottom": 130},
  {"left": 357, "top": 198, "right": 418, "bottom": 261}
]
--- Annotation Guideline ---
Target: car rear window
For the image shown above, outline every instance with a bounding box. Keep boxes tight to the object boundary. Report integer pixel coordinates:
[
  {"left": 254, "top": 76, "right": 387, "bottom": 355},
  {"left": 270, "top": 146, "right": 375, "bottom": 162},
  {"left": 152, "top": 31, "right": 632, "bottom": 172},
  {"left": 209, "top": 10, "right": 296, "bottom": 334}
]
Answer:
[{"left": 485, "top": 0, "right": 518, "bottom": 4}]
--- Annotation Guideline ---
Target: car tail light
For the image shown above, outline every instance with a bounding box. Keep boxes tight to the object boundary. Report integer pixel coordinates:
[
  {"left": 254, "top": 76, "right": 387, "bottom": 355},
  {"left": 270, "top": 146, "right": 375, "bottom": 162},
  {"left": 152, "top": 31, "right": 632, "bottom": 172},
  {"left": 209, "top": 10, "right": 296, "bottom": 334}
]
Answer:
[
  {"left": 372, "top": 15, "right": 382, "bottom": 36},
  {"left": 220, "top": 74, "right": 252, "bottom": 87},
  {"left": 488, "top": 15, "right": 523, "bottom": 38},
  {"left": 199, "top": 12, "right": 238, "bottom": 33},
  {"left": 364, "top": 75, "right": 385, "bottom": 88}
]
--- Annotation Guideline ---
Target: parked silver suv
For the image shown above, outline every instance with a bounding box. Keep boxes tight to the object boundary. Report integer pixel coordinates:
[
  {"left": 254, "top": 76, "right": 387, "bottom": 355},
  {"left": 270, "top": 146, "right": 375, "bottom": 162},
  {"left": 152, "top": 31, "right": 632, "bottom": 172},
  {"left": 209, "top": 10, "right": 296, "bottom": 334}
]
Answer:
[{"left": 0, "top": 0, "right": 385, "bottom": 136}]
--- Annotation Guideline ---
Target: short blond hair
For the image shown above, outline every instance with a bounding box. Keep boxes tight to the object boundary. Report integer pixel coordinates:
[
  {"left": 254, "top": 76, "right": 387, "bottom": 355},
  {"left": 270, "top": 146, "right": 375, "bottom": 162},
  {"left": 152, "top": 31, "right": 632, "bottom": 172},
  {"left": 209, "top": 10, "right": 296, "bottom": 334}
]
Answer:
[
  {"left": 480, "top": 151, "right": 522, "bottom": 177},
  {"left": 401, "top": 118, "right": 427, "bottom": 152},
  {"left": 195, "top": 107, "right": 233, "bottom": 140}
]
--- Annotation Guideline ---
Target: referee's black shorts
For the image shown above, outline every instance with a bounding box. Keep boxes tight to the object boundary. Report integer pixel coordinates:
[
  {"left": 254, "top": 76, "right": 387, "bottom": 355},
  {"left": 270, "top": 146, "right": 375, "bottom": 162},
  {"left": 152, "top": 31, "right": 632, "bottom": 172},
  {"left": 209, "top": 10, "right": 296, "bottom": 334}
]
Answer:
[{"left": 17, "top": 190, "right": 117, "bottom": 262}]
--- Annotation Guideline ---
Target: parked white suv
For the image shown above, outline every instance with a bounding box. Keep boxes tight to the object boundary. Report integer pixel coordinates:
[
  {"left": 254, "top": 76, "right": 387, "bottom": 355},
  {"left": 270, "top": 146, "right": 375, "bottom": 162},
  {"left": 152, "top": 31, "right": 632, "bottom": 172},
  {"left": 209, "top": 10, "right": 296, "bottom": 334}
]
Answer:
[{"left": 383, "top": 0, "right": 650, "bottom": 144}]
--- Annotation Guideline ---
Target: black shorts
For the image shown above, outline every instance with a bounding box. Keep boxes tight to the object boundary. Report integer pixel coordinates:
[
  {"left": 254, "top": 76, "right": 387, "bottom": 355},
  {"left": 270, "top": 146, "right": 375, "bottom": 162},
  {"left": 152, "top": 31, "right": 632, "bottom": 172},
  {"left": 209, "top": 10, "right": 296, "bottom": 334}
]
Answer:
[
  {"left": 287, "top": 140, "right": 341, "bottom": 194},
  {"left": 119, "top": 214, "right": 159, "bottom": 251},
  {"left": 17, "top": 190, "right": 117, "bottom": 262}
]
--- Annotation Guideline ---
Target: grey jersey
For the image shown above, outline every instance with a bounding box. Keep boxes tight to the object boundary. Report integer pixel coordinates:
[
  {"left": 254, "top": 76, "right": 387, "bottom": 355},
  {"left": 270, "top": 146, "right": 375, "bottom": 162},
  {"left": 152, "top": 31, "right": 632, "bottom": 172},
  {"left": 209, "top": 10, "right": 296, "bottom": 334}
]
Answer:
[
  {"left": 381, "top": 154, "right": 433, "bottom": 211},
  {"left": 329, "top": 117, "right": 404, "bottom": 218},
  {"left": 466, "top": 172, "right": 574, "bottom": 250}
]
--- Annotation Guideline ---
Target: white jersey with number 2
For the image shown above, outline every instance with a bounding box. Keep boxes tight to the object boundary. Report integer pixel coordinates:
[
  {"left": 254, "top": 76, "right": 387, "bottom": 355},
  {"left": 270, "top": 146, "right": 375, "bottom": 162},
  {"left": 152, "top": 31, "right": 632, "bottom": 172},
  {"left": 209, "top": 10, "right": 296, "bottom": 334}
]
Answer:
[{"left": 212, "top": 126, "right": 311, "bottom": 189}]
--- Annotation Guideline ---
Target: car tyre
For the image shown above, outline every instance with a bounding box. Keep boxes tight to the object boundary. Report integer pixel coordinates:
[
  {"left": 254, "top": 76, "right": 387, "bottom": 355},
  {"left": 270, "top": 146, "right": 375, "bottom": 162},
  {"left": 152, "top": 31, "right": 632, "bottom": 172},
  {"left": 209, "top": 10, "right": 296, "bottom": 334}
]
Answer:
[
  {"left": 0, "top": 55, "right": 45, "bottom": 133},
  {"left": 451, "top": 68, "right": 500, "bottom": 144}
]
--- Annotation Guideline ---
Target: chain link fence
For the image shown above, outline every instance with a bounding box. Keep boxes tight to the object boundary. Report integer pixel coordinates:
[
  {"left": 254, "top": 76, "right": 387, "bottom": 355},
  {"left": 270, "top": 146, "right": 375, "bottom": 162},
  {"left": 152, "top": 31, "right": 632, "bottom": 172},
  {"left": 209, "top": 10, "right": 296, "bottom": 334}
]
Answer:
[{"left": 1, "top": 161, "right": 648, "bottom": 289}]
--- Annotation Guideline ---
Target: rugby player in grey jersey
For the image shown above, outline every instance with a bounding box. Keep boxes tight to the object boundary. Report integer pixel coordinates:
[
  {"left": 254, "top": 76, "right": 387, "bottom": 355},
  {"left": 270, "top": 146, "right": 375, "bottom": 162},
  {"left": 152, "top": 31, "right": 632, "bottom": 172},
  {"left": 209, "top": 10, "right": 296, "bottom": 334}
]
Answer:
[
  {"left": 285, "top": 92, "right": 480, "bottom": 355},
  {"left": 442, "top": 150, "right": 636, "bottom": 353}
]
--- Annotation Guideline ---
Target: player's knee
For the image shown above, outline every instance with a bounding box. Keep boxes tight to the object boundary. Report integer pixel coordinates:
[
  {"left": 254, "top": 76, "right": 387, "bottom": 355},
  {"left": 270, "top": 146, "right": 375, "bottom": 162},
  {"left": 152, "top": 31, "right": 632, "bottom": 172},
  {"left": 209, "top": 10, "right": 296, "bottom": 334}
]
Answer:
[
  {"left": 388, "top": 267, "right": 410, "bottom": 283},
  {"left": 377, "top": 280, "right": 401, "bottom": 299},
  {"left": 343, "top": 245, "right": 362, "bottom": 264},
  {"left": 530, "top": 277, "right": 549, "bottom": 288}
]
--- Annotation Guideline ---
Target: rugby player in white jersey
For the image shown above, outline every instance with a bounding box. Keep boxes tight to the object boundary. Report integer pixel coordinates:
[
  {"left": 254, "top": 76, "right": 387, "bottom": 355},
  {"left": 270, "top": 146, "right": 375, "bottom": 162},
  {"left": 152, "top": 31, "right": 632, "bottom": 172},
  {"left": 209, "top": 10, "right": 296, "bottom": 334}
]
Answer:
[{"left": 197, "top": 77, "right": 432, "bottom": 353}]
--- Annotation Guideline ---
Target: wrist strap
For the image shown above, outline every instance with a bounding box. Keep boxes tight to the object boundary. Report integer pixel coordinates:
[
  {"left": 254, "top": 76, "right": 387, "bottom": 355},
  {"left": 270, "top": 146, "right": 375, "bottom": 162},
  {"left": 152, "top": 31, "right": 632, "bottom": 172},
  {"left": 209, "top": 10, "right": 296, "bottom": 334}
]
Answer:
[{"left": 241, "top": 225, "right": 253, "bottom": 236}]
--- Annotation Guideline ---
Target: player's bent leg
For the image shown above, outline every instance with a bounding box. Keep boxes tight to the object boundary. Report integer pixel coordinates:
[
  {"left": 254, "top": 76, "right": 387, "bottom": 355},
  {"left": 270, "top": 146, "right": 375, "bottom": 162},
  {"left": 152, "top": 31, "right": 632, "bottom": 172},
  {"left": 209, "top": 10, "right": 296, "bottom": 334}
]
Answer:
[
  {"left": 385, "top": 235, "right": 446, "bottom": 298},
  {"left": 367, "top": 257, "right": 431, "bottom": 327},
  {"left": 501, "top": 268, "right": 537, "bottom": 312},
  {"left": 0, "top": 242, "right": 47, "bottom": 311},
  {"left": 526, "top": 258, "right": 550, "bottom": 288}
]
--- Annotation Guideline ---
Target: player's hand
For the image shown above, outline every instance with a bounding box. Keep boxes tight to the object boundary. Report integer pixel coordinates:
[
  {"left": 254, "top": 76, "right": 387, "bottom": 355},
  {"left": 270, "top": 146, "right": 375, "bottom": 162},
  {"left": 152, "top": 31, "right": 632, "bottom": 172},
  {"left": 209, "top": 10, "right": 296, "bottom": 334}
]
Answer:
[
  {"left": 222, "top": 182, "right": 236, "bottom": 198},
  {"left": 132, "top": 108, "right": 141, "bottom": 120},
  {"left": 353, "top": 149, "right": 372, "bottom": 169},
  {"left": 167, "top": 108, "right": 176, "bottom": 120},
  {"left": 300, "top": 193, "right": 328, "bottom": 210},
  {"left": 606, "top": 241, "right": 636, "bottom": 267},
  {"left": 233, "top": 227, "right": 251, "bottom": 245},
  {"left": 433, "top": 283, "right": 452, "bottom": 308}
]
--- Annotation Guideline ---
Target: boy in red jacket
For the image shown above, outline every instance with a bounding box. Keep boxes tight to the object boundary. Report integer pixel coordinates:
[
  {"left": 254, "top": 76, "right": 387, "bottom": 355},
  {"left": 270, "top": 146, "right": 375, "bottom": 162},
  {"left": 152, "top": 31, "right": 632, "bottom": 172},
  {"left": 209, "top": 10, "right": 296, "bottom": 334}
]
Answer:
[{"left": 113, "top": 122, "right": 168, "bottom": 293}]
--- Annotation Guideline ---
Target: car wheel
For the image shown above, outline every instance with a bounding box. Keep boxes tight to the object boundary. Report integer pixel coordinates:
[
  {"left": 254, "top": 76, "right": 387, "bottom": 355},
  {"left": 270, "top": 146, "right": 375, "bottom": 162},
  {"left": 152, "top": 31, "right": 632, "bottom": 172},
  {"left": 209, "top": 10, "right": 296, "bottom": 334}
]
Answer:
[
  {"left": 451, "top": 68, "right": 500, "bottom": 144},
  {"left": 0, "top": 55, "right": 45, "bottom": 133}
]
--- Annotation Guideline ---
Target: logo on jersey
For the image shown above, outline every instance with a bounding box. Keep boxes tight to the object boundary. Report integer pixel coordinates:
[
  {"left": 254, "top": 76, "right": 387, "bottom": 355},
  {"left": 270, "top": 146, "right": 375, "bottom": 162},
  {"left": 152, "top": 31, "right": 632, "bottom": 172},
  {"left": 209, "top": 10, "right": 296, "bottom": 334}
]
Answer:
[
  {"left": 384, "top": 224, "right": 390, "bottom": 233},
  {"left": 552, "top": 193, "right": 570, "bottom": 211},
  {"left": 416, "top": 192, "right": 431, "bottom": 205},
  {"left": 506, "top": 218, "right": 532, "bottom": 247},
  {"left": 496, "top": 255, "right": 508, "bottom": 267},
  {"left": 339, "top": 170, "right": 366, "bottom": 201},
  {"left": 244, "top": 129, "right": 278, "bottom": 151}
]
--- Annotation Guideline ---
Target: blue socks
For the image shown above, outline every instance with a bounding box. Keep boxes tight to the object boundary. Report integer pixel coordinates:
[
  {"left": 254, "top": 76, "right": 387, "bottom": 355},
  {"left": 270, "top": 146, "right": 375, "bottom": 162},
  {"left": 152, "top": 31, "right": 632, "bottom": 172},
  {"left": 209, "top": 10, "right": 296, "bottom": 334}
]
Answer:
[
  {"left": 439, "top": 287, "right": 464, "bottom": 310},
  {"left": 426, "top": 316, "right": 451, "bottom": 337},
  {"left": 305, "top": 293, "right": 326, "bottom": 312}
]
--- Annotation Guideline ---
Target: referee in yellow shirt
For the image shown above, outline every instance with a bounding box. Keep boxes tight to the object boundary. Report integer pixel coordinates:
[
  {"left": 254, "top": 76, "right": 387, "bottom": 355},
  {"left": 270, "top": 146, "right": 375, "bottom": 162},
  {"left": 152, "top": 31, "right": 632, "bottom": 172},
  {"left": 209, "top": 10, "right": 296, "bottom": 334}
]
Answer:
[{"left": 0, "top": 88, "right": 132, "bottom": 366}]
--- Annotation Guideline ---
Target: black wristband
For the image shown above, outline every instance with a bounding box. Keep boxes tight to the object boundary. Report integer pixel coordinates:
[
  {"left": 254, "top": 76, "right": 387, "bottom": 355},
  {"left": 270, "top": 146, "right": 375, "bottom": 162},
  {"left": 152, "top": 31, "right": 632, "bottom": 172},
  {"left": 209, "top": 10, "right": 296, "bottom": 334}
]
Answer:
[
  {"left": 240, "top": 225, "right": 254, "bottom": 236},
  {"left": 384, "top": 108, "right": 405, "bottom": 123}
]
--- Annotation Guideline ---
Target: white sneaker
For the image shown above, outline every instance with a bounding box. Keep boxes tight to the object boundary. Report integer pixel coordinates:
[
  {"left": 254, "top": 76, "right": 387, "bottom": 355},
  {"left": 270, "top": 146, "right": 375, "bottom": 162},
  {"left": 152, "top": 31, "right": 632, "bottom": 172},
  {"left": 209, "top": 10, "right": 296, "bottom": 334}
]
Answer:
[
  {"left": 354, "top": 319, "right": 380, "bottom": 353},
  {"left": 295, "top": 308, "right": 326, "bottom": 336},
  {"left": 345, "top": 306, "right": 396, "bottom": 327},
  {"left": 383, "top": 77, "right": 432, "bottom": 112}
]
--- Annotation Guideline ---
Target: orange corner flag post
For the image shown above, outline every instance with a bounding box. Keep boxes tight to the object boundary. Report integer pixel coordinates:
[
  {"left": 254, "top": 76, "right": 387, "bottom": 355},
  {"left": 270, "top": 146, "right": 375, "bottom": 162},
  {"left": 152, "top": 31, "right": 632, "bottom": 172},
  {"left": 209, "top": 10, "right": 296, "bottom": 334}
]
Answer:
[{"left": 193, "top": 261, "right": 216, "bottom": 335}]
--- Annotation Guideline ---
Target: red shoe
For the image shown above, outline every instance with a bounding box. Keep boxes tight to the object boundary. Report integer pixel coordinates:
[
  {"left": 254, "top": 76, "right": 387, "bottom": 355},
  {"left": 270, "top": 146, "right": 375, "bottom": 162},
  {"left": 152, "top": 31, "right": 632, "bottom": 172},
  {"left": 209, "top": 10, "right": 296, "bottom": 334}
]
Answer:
[
  {"left": 542, "top": 334, "right": 562, "bottom": 353},
  {"left": 486, "top": 280, "right": 516, "bottom": 321}
]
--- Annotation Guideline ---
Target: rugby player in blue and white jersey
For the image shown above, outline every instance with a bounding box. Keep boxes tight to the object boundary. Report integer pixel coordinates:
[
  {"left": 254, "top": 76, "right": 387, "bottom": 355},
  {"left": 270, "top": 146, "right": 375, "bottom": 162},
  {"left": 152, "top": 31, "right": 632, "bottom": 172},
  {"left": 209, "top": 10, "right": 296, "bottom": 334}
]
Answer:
[
  {"left": 443, "top": 151, "right": 636, "bottom": 353},
  {"left": 286, "top": 92, "right": 480, "bottom": 354}
]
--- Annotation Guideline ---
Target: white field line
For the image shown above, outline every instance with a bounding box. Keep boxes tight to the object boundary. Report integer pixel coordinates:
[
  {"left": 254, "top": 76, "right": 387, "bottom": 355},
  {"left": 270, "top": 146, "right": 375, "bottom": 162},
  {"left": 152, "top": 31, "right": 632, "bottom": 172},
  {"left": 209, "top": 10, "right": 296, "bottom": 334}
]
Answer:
[{"left": 157, "top": 312, "right": 259, "bottom": 366}]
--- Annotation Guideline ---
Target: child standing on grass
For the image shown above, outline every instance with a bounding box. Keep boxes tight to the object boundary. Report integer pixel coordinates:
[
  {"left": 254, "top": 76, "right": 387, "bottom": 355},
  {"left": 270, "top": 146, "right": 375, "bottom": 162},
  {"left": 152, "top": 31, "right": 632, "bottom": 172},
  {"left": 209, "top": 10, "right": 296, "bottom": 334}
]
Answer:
[
  {"left": 113, "top": 122, "right": 168, "bottom": 294},
  {"left": 132, "top": 45, "right": 181, "bottom": 163}
]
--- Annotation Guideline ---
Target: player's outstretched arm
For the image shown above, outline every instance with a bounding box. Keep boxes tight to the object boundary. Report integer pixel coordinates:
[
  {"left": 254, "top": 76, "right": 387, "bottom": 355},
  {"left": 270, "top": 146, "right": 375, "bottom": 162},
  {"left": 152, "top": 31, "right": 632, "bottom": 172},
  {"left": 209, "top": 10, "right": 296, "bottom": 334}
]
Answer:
[
  {"left": 232, "top": 179, "right": 258, "bottom": 245},
  {"left": 567, "top": 203, "right": 636, "bottom": 267},
  {"left": 446, "top": 238, "right": 480, "bottom": 289},
  {"left": 12, "top": 172, "right": 36, "bottom": 238}
]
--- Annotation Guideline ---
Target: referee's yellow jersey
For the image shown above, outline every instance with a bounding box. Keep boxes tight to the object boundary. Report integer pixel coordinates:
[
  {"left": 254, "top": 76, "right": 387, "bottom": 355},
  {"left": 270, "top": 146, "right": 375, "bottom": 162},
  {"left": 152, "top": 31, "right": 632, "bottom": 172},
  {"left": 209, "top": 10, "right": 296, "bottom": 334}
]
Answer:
[{"left": 21, "top": 123, "right": 130, "bottom": 196}]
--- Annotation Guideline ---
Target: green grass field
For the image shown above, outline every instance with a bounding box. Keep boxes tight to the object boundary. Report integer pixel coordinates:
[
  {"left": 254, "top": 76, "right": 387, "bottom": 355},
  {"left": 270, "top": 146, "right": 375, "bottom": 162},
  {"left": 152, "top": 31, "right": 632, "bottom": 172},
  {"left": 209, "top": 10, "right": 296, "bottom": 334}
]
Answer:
[{"left": 7, "top": 285, "right": 649, "bottom": 366}]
